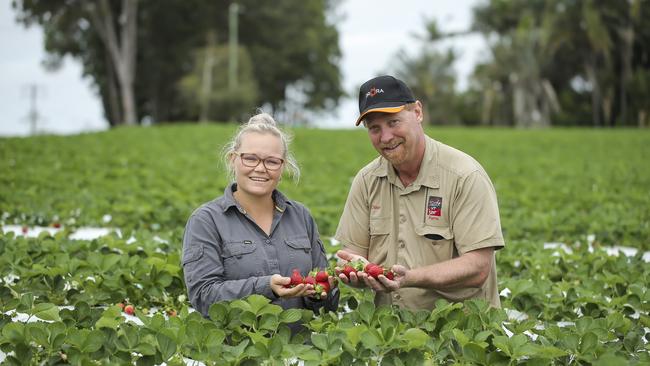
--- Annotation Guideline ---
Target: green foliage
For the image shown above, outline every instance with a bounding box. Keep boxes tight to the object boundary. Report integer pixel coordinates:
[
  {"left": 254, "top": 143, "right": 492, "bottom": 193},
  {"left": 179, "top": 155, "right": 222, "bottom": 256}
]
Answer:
[
  {"left": 12, "top": 0, "right": 343, "bottom": 124},
  {"left": 178, "top": 43, "right": 259, "bottom": 122},
  {"left": 0, "top": 126, "right": 649, "bottom": 363}
]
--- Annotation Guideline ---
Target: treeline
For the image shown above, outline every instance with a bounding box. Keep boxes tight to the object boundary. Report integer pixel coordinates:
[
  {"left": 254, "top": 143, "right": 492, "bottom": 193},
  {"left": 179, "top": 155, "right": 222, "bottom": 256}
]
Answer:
[
  {"left": 13, "top": 0, "right": 650, "bottom": 127},
  {"left": 395, "top": 0, "right": 650, "bottom": 127},
  {"left": 12, "top": 0, "right": 343, "bottom": 126}
]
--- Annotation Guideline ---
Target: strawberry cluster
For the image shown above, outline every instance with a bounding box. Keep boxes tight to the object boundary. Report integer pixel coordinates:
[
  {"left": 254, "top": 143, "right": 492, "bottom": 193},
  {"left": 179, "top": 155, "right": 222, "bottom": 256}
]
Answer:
[
  {"left": 284, "top": 268, "right": 332, "bottom": 299},
  {"left": 341, "top": 260, "right": 395, "bottom": 280},
  {"left": 118, "top": 302, "right": 135, "bottom": 315}
]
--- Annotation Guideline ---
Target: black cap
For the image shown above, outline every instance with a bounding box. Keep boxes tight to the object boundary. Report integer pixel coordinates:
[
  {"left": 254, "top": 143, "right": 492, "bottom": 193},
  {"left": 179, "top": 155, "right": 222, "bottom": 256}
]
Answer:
[{"left": 356, "top": 75, "right": 415, "bottom": 126}]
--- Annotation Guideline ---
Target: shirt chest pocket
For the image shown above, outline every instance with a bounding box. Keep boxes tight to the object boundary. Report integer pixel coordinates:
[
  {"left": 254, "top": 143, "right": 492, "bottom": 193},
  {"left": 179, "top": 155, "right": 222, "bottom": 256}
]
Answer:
[
  {"left": 285, "top": 236, "right": 312, "bottom": 270},
  {"left": 222, "top": 240, "right": 260, "bottom": 277},
  {"left": 415, "top": 224, "right": 457, "bottom": 260}
]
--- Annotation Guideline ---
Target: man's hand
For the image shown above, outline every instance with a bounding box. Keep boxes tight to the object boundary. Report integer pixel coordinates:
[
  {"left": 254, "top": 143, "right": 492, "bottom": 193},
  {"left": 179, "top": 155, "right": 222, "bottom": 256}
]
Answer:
[
  {"left": 270, "top": 274, "right": 314, "bottom": 298},
  {"left": 360, "top": 264, "right": 408, "bottom": 292},
  {"left": 335, "top": 249, "right": 368, "bottom": 288}
]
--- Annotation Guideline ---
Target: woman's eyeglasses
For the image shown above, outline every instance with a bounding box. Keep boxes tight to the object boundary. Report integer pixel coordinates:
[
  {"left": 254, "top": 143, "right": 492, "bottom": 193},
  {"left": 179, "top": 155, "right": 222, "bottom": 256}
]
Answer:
[{"left": 236, "top": 152, "right": 284, "bottom": 171}]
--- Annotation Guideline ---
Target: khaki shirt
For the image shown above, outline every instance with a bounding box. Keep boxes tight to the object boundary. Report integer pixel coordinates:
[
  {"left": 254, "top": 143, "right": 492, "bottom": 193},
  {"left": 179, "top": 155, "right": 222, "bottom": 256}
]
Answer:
[{"left": 335, "top": 136, "right": 504, "bottom": 310}]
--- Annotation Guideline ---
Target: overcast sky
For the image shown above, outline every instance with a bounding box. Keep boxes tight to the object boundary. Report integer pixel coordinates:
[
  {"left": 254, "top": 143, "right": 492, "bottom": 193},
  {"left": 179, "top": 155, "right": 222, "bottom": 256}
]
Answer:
[{"left": 0, "top": 0, "right": 485, "bottom": 137}]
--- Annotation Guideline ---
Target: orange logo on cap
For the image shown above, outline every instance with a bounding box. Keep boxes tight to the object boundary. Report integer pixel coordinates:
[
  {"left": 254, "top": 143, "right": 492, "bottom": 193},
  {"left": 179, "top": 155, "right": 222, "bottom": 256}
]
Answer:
[{"left": 366, "top": 87, "right": 384, "bottom": 98}]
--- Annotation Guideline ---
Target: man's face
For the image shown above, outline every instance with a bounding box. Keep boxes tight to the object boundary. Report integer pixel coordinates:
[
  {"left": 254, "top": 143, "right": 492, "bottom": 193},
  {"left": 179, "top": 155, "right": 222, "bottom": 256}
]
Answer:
[{"left": 364, "top": 102, "right": 424, "bottom": 168}]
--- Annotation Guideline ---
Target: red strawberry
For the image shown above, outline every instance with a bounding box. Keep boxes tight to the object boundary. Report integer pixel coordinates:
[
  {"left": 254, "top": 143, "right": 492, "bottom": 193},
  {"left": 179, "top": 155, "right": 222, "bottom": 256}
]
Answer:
[
  {"left": 124, "top": 304, "right": 135, "bottom": 315},
  {"left": 342, "top": 265, "right": 356, "bottom": 278},
  {"left": 316, "top": 281, "right": 331, "bottom": 294},
  {"left": 315, "top": 270, "right": 329, "bottom": 282},
  {"left": 117, "top": 302, "right": 125, "bottom": 309},
  {"left": 166, "top": 309, "right": 177, "bottom": 317},
  {"left": 303, "top": 275, "right": 315, "bottom": 286},
  {"left": 21, "top": 225, "right": 28, "bottom": 234},
  {"left": 287, "top": 269, "right": 303, "bottom": 288},
  {"left": 52, "top": 222, "right": 61, "bottom": 229},
  {"left": 384, "top": 270, "right": 395, "bottom": 280},
  {"left": 365, "top": 263, "right": 384, "bottom": 279}
]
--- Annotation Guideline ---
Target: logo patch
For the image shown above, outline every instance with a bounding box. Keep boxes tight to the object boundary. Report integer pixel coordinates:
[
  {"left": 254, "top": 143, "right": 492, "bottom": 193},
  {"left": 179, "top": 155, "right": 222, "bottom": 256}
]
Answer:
[
  {"left": 427, "top": 196, "right": 442, "bottom": 219},
  {"left": 366, "top": 87, "right": 384, "bottom": 98}
]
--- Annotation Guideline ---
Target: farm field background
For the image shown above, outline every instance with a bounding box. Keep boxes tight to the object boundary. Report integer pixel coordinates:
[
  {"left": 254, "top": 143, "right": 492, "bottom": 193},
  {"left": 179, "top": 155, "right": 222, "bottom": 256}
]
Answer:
[{"left": 1, "top": 126, "right": 649, "bottom": 365}]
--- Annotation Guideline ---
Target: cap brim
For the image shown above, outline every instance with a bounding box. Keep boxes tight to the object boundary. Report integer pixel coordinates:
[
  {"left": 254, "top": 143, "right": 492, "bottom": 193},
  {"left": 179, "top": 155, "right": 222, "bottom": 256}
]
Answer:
[{"left": 355, "top": 105, "right": 406, "bottom": 126}]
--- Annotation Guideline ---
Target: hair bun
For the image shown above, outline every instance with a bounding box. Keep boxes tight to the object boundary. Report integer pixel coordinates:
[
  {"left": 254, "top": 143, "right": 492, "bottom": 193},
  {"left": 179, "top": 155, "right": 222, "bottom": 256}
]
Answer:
[{"left": 247, "top": 112, "right": 277, "bottom": 127}]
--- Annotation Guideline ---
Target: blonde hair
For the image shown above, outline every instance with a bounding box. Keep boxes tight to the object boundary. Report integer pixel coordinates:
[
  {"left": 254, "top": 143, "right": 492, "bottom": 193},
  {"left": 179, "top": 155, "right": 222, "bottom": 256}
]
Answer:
[{"left": 222, "top": 112, "right": 300, "bottom": 182}]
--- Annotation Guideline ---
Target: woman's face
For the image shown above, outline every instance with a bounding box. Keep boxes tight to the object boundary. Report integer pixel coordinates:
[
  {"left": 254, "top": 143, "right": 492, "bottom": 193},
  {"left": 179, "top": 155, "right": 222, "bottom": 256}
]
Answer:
[{"left": 232, "top": 131, "right": 284, "bottom": 198}]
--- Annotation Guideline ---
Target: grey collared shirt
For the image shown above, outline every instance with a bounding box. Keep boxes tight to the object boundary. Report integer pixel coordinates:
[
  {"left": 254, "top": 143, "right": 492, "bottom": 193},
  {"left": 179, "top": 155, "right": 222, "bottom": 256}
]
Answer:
[{"left": 182, "top": 183, "right": 338, "bottom": 317}]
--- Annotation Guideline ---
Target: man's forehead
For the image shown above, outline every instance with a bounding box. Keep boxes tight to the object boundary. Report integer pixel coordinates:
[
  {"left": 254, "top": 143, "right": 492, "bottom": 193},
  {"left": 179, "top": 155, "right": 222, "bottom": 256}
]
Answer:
[{"left": 364, "top": 111, "right": 402, "bottom": 126}]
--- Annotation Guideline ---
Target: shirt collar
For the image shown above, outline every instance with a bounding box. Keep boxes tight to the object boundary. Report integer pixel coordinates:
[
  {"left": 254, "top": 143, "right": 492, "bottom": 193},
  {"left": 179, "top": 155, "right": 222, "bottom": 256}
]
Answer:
[
  {"left": 218, "top": 182, "right": 290, "bottom": 213},
  {"left": 370, "top": 135, "right": 439, "bottom": 189}
]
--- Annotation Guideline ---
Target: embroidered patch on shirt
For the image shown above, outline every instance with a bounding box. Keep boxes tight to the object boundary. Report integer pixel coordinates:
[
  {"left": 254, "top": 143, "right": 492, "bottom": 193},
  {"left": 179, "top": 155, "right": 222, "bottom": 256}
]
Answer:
[{"left": 427, "top": 196, "right": 442, "bottom": 219}]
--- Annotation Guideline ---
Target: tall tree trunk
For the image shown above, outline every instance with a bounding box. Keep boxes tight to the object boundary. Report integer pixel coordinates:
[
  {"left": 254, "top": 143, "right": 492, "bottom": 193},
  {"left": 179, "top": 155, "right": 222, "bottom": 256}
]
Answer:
[
  {"left": 88, "top": 0, "right": 138, "bottom": 126},
  {"left": 199, "top": 30, "right": 217, "bottom": 123},
  {"left": 618, "top": 24, "right": 634, "bottom": 125},
  {"left": 105, "top": 49, "right": 122, "bottom": 126},
  {"left": 585, "top": 58, "right": 602, "bottom": 127}
]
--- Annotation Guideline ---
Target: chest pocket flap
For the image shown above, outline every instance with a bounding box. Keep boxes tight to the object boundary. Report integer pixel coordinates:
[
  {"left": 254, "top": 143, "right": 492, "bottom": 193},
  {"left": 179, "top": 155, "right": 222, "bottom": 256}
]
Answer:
[
  {"left": 222, "top": 240, "right": 257, "bottom": 258},
  {"left": 286, "top": 236, "right": 312, "bottom": 252},
  {"left": 415, "top": 225, "right": 454, "bottom": 241},
  {"left": 369, "top": 217, "right": 391, "bottom": 235}
]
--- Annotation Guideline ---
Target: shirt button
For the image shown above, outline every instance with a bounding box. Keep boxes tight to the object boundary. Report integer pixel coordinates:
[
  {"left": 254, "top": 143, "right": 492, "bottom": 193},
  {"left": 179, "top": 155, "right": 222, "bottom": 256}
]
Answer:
[
  {"left": 399, "top": 215, "right": 406, "bottom": 223},
  {"left": 265, "top": 239, "right": 271, "bottom": 244},
  {"left": 398, "top": 240, "right": 405, "bottom": 248},
  {"left": 394, "top": 293, "right": 401, "bottom": 300}
]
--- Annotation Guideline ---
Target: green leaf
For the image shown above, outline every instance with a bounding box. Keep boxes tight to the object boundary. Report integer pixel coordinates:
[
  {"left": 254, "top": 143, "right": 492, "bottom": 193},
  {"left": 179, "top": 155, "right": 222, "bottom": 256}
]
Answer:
[
  {"left": 463, "top": 342, "right": 487, "bottom": 364},
  {"left": 268, "top": 335, "right": 283, "bottom": 358},
  {"left": 116, "top": 325, "right": 140, "bottom": 351},
  {"left": 258, "top": 313, "right": 279, "bottom": 331},
  {"left": 96, "top": 305, "right": 124, "bottom": 330},
  {"left": 311, "top": 333, "right": 329, "bottom": 351},
  {"left": 580, "top": 331, "right": 599, "bottom": 355},
  {"left": 358, "top": 300, "right": 375, "bottom": 325},
  {"left": 452, "top": 329, "right": 470, "bottom": 347},
  {"left": 246, "top": 294, "right": 271, "bottom": 313},
  {"left": 279, "top": 308, "right": 302, "bottom": 323},
  {"left": 30, "top": 302, "right": 61, "bottom": 321},
  {"left": 157, "top": 332, "right": 177, "bottom": 361},
  {"left": 402, "top": 328, "right": 430, "bottom": 349},
  {"left": 2, "top": 322, "right": 26, "bottom": 343},
  {"left": 239, "top": 311, "right": 256, "bottom": 328},
  {"left": 68, "top": 329, "right": 104, "bottom": 353},
  {"left": 360, "top": 329, "right": 382, "bottom": 350}
]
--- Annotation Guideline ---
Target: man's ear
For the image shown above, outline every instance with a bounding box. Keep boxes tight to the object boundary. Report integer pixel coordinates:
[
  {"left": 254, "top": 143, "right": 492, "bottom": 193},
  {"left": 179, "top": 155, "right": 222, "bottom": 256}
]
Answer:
[{"left": 414, "top": 100, "right": 424, "bottom": 123}]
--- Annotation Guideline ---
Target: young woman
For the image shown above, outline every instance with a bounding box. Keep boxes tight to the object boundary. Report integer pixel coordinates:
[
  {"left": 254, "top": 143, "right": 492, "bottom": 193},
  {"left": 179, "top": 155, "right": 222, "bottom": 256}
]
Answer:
[{"left": 182, "top": 112, "right": 338, "bottom": 319}]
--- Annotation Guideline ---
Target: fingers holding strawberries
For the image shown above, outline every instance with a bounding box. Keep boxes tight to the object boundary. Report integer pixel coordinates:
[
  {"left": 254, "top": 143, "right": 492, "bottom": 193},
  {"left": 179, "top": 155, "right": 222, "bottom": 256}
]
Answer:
[
  {"left": 336, "top": 258, "right": 401, "bottom": 292},
  {"left": 271, "top": 273, "right": 313, "bottom": 298},
  {"left": 273, "top": 268, "right": 338, "bottom": 300}
]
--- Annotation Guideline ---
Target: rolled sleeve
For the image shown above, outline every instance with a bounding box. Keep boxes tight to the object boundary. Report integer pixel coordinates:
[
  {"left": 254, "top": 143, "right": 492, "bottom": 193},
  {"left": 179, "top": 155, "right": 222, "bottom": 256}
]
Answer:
[
  {"left": 451, "top": 170, "right": 505, "bottom": 254},
  {"left": 334, "top": 171, "right": 370, "bottom": 256}
]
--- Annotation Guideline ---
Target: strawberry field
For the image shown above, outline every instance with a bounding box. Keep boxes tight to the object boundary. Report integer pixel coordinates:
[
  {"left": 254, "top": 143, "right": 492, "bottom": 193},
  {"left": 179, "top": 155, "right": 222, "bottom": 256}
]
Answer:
[{"left": 1, "top": 125, "right": 649, "bottom": 365}]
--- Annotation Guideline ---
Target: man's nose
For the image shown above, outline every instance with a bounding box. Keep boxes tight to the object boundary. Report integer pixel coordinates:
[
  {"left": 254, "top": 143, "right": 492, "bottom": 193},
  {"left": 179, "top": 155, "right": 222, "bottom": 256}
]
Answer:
[{"left": 380, "top": 127, "right": 394, "bottom": 143}]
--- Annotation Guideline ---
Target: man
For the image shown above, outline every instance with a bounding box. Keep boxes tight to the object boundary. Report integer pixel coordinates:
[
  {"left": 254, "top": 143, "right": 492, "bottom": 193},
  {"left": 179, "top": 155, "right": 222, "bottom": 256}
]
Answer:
[{"left": 335, "top": 75, "right": 504, "bottom": 310}]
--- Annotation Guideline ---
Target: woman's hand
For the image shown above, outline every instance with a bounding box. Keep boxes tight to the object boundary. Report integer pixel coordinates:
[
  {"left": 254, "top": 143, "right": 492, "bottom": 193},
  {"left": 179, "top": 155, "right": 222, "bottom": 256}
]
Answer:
[{"left": 270, "top": 274, "right": 315, "bottom": 298}]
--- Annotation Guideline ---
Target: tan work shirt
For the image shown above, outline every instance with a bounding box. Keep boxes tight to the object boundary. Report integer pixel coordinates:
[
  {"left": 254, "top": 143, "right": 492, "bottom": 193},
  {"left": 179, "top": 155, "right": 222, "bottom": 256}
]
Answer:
[{"left": 334, "top": 136, "right": 504, "bottom": 310}]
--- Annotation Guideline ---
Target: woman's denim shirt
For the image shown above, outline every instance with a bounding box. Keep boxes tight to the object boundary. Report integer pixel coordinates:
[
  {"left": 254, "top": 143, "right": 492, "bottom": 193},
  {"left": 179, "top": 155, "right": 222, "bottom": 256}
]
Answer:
[{"left": 182, "top": 183, "right": 339, "bottom": 317}]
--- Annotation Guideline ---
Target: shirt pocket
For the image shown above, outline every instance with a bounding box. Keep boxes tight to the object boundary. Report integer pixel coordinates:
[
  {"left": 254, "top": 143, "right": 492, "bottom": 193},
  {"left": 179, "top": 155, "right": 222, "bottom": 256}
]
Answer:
[
  {"left": 415, "top": 224, "right": 456, "bottom": 260},
  {"left": 368, "top": 217, "right": 391, "bottom": 261},
  {"left": 285, "top": 236, "right": 313, "bottom": 271},
  {"left": 182, "top": 244, "right": 204, "bottom": 266},
  {"left": 221, "top": 240, "right": 260, "bottom": 277}
]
